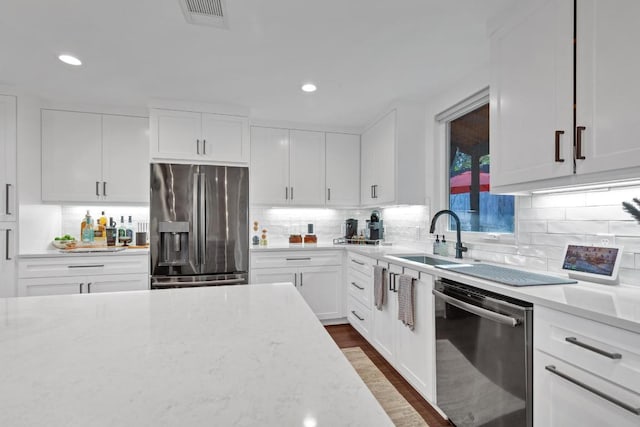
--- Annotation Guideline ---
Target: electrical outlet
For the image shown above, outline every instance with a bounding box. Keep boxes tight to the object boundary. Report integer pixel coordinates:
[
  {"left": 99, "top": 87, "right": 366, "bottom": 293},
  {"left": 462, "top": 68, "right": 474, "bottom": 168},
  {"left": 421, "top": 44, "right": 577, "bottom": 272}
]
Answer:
[{"left": 596, "top": 233, "right": 615, "bottom": 246}]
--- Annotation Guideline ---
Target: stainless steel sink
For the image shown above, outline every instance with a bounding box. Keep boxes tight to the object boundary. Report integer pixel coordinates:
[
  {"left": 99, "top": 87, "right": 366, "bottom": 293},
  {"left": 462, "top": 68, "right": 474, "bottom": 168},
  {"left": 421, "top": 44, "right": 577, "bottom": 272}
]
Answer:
[{"left": 390, "top": 254, "right": 460, "bottom": 266}]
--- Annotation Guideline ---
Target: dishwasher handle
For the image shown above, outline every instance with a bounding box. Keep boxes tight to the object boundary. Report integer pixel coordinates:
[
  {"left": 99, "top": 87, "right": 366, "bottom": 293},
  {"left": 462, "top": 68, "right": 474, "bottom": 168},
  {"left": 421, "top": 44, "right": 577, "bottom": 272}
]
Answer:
[{"left": 433, "top": 289, "right": 520, "bottom": 327}]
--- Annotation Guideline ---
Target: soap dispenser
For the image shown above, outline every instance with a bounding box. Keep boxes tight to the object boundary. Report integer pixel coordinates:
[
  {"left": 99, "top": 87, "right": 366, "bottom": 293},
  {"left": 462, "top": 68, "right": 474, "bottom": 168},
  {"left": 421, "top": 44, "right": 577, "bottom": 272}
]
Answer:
[{"left": 433, "top": 235, "right": 440, "bottom": 255}]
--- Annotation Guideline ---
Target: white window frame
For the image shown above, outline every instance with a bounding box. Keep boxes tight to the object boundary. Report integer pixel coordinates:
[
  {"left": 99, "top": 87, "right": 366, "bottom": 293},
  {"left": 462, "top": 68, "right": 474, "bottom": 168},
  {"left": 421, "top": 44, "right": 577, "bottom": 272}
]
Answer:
[{"left": 433, "top": 87, "right": 517, "bottom": 245}]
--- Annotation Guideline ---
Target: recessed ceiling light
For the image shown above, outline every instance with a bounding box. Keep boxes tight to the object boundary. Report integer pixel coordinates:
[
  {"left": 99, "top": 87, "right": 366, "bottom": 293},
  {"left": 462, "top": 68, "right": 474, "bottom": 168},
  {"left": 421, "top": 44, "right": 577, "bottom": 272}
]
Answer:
[
  {"left": 301, "top": 83, "right": 317, "bottom": 93},
  {"left": 58, "top": 54, "right": 82, "bottom": 66}
]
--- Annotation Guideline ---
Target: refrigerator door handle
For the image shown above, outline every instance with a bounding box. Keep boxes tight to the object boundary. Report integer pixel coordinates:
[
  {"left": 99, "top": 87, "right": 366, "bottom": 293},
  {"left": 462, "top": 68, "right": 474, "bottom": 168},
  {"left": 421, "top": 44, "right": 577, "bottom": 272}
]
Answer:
[
  {"left": 199, "top": 172, "right": 206, "bottom": 269},
  {"left": 193, "top": 172, "right": 200, "bottom": 272}
]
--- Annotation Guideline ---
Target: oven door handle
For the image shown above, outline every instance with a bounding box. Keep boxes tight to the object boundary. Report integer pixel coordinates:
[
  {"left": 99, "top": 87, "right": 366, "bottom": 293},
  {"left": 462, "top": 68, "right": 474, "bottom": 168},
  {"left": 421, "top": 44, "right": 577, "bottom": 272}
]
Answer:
[
  {"left": 432, "top": 289, "right": 520, "bottom": 327},
  {"left": 152, "top": 278, "right": 246, "bottom": 288}
]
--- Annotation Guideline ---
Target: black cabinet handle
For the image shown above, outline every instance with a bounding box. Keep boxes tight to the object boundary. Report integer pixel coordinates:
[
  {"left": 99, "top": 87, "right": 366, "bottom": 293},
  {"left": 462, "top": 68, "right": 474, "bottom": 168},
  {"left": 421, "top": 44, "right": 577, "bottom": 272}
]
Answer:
[
  {"left": 576, "top": 126, "right": 586, "bottom": 160},
  {"left": 5, "top": 229, "right": 11, "bottom": 260},
  {"left": 555, "top": 130, "right": 565, "bottom": 162},
  {"left": 351, "top": 310, "right": 364, "bottom": 321},
  {"left": 203, "top": 139, "right": 207, "bottom": 155},
  {"left": 5, "top": 183, "right": 11, "bottom": 215},
  {"left": 545, "top": 365, "right": 639, "bottom": 415},
  {"left": 95, "top": 181, "right": 100, "bottom": 197},
  {"left": 565, "top": 337, "right": 622, "bottom": 359},
  {"left": 103, "top": 181, "right": 107, "bottom": 197},
  {"left": 350, "top": 281, "right": 364, "bottom": 290}
]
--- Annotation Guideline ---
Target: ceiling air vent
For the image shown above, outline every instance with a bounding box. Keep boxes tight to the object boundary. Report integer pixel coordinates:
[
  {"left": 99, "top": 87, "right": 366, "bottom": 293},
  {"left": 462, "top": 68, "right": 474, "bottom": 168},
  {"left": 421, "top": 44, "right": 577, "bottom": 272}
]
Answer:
[{"left": 179, "top": 0, "right": 228, "bottom": 29}]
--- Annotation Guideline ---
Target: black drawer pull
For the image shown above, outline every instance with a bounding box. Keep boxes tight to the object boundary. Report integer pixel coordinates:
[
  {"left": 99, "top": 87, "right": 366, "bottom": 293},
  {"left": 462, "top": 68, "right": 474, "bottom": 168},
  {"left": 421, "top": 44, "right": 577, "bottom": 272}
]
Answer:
[
  {"left": 545, "top": 365, "right": 640, "bottom": 415},
  {"left": 351, "top": 310, "right": 364, "bottom": 321},
  {"left": 565, "top": 337, "right": 622, "bottom": 359},
  {"left": 350, "top": 259, "right": 365, "bottom": 266},
  {"left": 350, "top": 282, "right": 364, "bottom": 290}
]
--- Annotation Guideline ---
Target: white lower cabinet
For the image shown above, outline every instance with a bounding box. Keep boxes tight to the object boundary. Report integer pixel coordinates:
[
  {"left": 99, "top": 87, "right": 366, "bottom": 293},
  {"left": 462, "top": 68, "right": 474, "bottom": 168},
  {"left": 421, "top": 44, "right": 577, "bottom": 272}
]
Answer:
[
  {"left": 250, "top": 250, "right": 344, "bottom": 321},
  {"left": 534, "top": 306, "right": 640, "bottom": 426},
  {"left": 371, "top": 262, "right": 435, "bottom": 401},
  {"left": 18, "top": 254, "right": 149, "bottom": 297},
  {"left": 19, "top": 274, "right": 148, "bottom": 297}
]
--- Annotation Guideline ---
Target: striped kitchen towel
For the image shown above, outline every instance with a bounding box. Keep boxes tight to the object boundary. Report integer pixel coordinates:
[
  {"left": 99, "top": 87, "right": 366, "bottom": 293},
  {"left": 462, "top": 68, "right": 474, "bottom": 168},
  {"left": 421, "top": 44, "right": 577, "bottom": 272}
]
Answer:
[
  {"left": 397, "top": 274, "right": 415, "bottom": 330},
  {"left": 373, "top": 265, "right": 387, "bottom": 310}
]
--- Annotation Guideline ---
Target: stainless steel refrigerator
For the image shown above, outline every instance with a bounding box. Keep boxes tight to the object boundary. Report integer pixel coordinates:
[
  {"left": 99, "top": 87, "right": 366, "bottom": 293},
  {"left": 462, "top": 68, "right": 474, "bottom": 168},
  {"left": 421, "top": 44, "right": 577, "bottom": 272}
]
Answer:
[{"left": 150, "top": 163, "right": 249, "bottom": 288}]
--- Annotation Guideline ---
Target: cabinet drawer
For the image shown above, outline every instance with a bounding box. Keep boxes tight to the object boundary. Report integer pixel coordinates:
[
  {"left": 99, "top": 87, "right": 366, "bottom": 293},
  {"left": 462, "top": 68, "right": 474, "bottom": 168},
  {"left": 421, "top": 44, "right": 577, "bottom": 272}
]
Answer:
[
  {"left": 535, "top": 350, "right": 640, "bottom": 426},
  {"left": 347, "top": 252, "right": 375, "bottom": 276},
  {"left": 535, "top": 306, "right": 640, "bottom": 393},
  {"left": 18, "top": 254, "right": 149, "bottom": 278},
  {"left": 251, "top": 250, "right": 342, "bottom": 269},
  {"left": 348, "top": 269, "right": 372, "bottom": 307},
  {"left": 348, "top": 295, "right": 372, "bottom": 340}
]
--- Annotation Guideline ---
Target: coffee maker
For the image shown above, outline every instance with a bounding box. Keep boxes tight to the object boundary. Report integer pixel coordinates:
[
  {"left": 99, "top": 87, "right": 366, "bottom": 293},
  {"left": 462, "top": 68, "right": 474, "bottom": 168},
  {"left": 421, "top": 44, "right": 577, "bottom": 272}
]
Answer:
[
  {"left": 367, "top": 210, "right": 383, "bottom": 240},
  {"left": 345, "top": 218, "right": 358, "bottom": 239}
]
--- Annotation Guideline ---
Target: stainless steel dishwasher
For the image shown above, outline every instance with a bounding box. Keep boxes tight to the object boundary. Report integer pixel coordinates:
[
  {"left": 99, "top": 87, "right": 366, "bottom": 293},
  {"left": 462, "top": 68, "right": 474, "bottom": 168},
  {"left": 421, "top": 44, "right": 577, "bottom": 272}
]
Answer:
[{"left": 433, "top": 278, "right": 533, "bottom": 427}]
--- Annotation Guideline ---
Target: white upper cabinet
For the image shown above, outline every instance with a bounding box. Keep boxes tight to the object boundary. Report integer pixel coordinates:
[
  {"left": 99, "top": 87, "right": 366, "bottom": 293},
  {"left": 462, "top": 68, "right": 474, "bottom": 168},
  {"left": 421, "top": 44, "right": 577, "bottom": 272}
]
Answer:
[
  {"left": 490, "top": 0, "right": 640, "bottom": 193},
  {"left": 289, "top": 129, "right": 326, "bottom": 206},
  {"left": 250, "top": 126, "right": 290, "bottom": 205},
  {"left": 42, "top": 110, "right": 149, "bottom": 203},
  {"left": 360, "top": 105, "right": 426, "bottom": 207},
  {"left": 325, "top": 133, "right": 360, "bottom": 207},
  {"left": 0, "top": 95, "right": 17, "bottom": 222},
  {"left": 250, "top": 126, "right": 337, "bottom": 207},
  {"left": 575, "top": 0, "right": 640, "bottom": 176},
  {"left": 102, "top": 115, "right": 149, "bottom": 203},
  {"left": 490, "top": 0, "right": 574, "bottom": 190},
  {"left": 150, "top": 108, "right": 249, "bottom": 165}
]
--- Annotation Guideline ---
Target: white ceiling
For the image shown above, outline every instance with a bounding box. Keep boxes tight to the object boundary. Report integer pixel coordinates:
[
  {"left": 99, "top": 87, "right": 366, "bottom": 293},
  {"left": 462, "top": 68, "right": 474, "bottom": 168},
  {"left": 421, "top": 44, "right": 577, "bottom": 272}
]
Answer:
[{"left": 0, "top": 0, "right": 515, "bottom": 129}]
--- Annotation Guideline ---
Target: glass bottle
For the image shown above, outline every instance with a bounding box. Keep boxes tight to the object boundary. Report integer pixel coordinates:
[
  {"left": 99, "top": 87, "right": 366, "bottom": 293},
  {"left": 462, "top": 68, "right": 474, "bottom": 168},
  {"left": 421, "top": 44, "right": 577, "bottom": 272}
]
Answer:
[
  {"left": 117, "top": 216, "right": 127, "bottom": 244},
  {"left": 126, "top": 215, "right": 134, "bottom": 241},
  {"left": 81, "top": 210, "right": 94, "bottom": 243}
]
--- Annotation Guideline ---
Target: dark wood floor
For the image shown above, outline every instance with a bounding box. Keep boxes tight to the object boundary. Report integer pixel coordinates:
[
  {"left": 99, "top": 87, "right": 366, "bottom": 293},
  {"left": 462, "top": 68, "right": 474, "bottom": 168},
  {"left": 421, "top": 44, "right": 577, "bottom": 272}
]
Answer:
[{"left": 326, "top": 324, "right": 451, "bottom": 427}]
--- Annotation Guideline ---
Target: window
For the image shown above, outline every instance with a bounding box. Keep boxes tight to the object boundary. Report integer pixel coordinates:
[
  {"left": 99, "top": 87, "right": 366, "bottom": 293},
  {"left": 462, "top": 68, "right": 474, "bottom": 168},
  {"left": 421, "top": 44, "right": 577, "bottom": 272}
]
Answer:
[{"left": 446, "top": 102, "right": 514, "bottom": 233}]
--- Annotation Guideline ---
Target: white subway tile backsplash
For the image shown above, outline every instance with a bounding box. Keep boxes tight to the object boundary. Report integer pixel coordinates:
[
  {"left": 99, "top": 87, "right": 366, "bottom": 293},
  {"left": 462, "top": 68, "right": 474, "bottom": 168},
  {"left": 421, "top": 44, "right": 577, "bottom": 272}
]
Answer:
[
  {"left": 532, "top": 192, "right": 586, "bottom": 208},
  {"left": 517, "top": 245, "right": 564, "bottom": 260},
  {"left": 585, "top": 187, "right": 640, "bottom": 206},
  {"left": 621, "top": 252, "right": 636, "bottom": 269},
  {"left": 518, "top": 220, "right": 547, "bottom": 233},
  {"left": 547, "top": 220, "right": 608, "bottom": 235},
  {"left": 609, "top": 221, "right": 640, "bottom": 237},
  {"left": 618, "top": 268, "right": 640, "bottom": 285},
  {"left": 565, "top": 206, "right": 630, "bottom": 221},
  {"left": 518, "top": 207, "right": 565, "bottom": 220},
  {"left": 530, "top": 233, "right": 585, "bottom": 246}
]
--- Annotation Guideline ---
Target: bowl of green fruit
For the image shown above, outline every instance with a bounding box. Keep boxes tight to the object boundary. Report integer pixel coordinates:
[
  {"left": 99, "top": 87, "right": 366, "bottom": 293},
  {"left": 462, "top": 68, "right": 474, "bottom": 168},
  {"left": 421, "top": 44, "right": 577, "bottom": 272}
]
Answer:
[{"left": 52, "top": 235, "right": 77, "bottom": 249}]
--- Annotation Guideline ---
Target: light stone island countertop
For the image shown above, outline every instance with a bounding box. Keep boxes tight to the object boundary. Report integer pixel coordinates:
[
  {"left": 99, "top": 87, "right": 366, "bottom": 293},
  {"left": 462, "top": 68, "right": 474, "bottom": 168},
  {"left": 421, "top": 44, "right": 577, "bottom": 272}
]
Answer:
[
  {"left": 20, "top": 247, "right": 149, "bottom": 258},
  {"left": 0, "top": 284, "right": 392, "bottom": 427}
]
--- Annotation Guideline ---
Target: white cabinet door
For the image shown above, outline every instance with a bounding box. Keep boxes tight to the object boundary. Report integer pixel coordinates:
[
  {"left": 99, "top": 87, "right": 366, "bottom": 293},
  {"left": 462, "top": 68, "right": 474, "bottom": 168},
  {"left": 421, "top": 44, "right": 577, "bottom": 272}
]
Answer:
[
  {"left": 0, "top": 223, "right": 16, "bottom": 297},
  {"left": 201, "top": 113, "right": 249, "bottom": 164},
  {"left": 250, "top": 267, "right": 297, "bottom": 286},
  {"left": 534, "top": 351, "right": 640, "bottom": 427},
  {"left": 395, "top": 273, "right": 435, "bottom": 402},
  {"left": 289, "top": 130, "right": 325, "bottom": 206},
  {"left": 41, "top": 110, "right": 103, "bottom": 202},
  {"left": 361, "top": 111, "right": 396, "bottom": 206},
  {"left": 490, "top": 0, "right": 574, "bottom": 189},
  {"left": 152, "top": 109, "right": 201, "bottom": 159},
  {"left": 298, "top": 265, "right": 342, "bottom": 320},
  {"left": 326, "top": 133, "right": 360, "bottom": 206},
  {"left": 19, "top": 276, "right": 83, "bottom": 297},
  {"left": 371, "top": 267, "right": 397, "bottom": 362},
  {"left": 250, "top": 127, "right": 290, "bottom": 205},
  {"left": 0, "top": 95, "right": 16, "bottom": 222},
  {"left": 88, "top": 273, "right": 149, "bottom": 293},
  {"left": 102, "top": 115, "right": 149, "bottom": 203},
  {"left": 575, "top": 0, "right": 640, "bottom": 176}
]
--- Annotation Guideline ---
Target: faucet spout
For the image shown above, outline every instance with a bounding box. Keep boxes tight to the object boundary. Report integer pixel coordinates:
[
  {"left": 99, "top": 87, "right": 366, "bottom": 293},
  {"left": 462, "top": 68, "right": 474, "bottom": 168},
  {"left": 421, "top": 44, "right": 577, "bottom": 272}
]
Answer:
[{"left": 429, "top": 210, "right": 468, "bottom": 259}]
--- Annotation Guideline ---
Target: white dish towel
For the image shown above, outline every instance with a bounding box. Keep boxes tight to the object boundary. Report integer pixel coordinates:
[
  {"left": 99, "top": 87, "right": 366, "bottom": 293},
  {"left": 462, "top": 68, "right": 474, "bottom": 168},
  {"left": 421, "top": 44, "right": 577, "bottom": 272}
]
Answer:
[
  {"left": 373, "top": 265, "right": 387, "bottom": 310},
  {"left": 397, "top": 274, "right": 415, "bottom": 330}
]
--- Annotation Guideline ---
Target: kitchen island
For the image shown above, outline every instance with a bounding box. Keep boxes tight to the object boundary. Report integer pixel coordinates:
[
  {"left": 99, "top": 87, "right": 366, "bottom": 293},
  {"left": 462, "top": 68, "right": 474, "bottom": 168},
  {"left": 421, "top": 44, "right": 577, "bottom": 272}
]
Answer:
[{"left": 0, "top": 283, "right": 392, "bottom": 426}]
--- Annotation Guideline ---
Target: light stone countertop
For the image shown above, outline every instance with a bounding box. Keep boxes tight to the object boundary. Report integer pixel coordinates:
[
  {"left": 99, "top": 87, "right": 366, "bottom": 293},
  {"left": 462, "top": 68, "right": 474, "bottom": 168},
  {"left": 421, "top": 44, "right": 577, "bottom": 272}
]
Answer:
[
  {"left": 252, "top": 243, "right": 640, "bottom": 334},
  {"left": 20, "top": 247, "right": 149, "bottom": 258},
  {"left": 0, "top": 284, "right": 392, "bottom": 427}
]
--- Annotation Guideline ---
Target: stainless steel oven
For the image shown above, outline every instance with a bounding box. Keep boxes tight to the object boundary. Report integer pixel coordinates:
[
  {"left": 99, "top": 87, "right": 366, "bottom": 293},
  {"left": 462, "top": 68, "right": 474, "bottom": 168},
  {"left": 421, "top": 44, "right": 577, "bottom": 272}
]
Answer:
[{"left": 433, "top": 279, "right": 533, "bottom": 427}]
